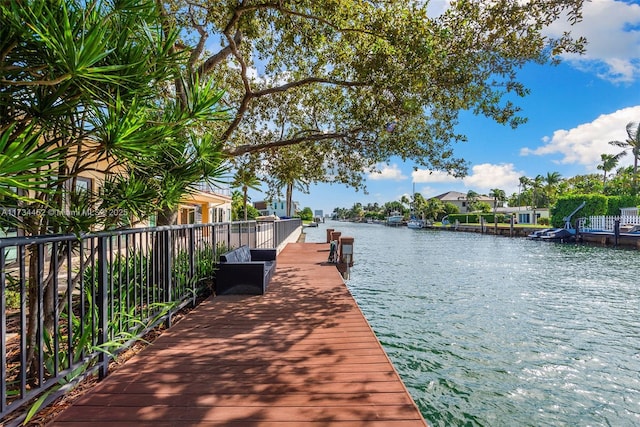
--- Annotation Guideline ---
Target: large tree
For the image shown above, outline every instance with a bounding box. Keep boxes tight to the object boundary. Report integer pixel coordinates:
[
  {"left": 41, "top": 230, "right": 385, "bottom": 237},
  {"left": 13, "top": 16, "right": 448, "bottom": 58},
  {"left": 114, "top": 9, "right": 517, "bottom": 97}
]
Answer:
[
  {"left": 162, "top": 0, "right": 586, "bottom": 193},
  {"left": 609, "top": 122, "right": 640, "bottom": 195}
]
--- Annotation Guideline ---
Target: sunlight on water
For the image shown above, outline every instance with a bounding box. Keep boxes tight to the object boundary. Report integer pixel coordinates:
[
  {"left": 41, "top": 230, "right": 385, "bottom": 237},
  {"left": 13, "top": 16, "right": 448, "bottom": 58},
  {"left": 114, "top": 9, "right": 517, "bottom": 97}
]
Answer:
[{"left": 305, "top": 221, "right": 640, "bottom": 427}]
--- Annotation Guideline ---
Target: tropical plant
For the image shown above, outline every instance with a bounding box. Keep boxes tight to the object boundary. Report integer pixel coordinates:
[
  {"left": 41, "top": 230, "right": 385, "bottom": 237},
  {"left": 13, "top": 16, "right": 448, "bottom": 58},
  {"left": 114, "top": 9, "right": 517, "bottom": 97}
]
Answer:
[
  {"left": 489, "top": 188, "right": 506, "bottom": 212},
  {"left": 400, "top": 195, "right": 411, "bottom": 211},
  {"left": 606, "top": 166, "right": 636, "bottom": 196},
  {"left": 299, "top": 207, "right": 314, "bottom": 221},
  {"left": 518, "top": 176, "right": 533, "bottom": 207},
  {"left": 543, "top": 172, "right": 563, "bottom": 209},
  {"left": 443, "top": 202, "right": 460, "bottom": 217},
  {"left": 409, "top": 192, "right": 428, "bottom": 220},
  {"left": 349, "top": 203, "right": 364, "bottom": 220},
  {"left": 609, "top": 122, "right": 640, "bottom": 195},
  {"left": 563, "top": 173, "right": 604, "bottom": 196},
  {"left": 489, "top": 188, "right": 506, "bottom": 226},
  {"left": 1, "top": 0, "right": 230, "bottom": 386},
  {"left": 231, "top": 162, "right": 261, "bottom": 221},
  {"left": 424, "top": 198, "right": 445, "bottom": 222},
  {"left": 531, "top": 175, "right": 545, "bottom": 224},
  {"left": 263, "top": 146, "right": 320, "bottom": 217},
  {"left": 597, "top": 153, "right": 626, "bottom": 188},
  {"left": 466, "top": 190, "right": 480, "bottom": 212}
]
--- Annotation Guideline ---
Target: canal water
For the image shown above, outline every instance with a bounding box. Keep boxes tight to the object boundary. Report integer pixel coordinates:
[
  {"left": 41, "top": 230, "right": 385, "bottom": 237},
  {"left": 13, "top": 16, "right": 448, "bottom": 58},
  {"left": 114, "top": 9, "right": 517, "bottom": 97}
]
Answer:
[{"left": 304, "top": 221, "right": 640, "bottom": 427}]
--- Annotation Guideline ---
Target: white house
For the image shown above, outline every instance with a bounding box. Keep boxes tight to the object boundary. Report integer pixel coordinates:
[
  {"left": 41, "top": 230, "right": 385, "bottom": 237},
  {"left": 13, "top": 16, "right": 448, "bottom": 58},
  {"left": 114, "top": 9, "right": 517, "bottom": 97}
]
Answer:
[{"left": 254, "top": 200, "right": 299, "bottom": 218}]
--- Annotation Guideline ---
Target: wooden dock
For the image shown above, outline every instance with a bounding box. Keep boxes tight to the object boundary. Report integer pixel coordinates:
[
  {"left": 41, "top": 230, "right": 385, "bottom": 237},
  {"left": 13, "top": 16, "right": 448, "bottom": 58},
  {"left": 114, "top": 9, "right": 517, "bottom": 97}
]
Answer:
[{"left": 48, "top": 242, "right": 428, "bottom": 426}]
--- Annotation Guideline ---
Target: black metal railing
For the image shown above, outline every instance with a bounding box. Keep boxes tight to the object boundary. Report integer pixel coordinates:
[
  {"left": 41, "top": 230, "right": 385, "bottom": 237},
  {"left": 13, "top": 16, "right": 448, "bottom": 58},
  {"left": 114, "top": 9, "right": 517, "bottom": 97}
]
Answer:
[{"left": 0, "top": 219, "right": 301, "bottom": 424}]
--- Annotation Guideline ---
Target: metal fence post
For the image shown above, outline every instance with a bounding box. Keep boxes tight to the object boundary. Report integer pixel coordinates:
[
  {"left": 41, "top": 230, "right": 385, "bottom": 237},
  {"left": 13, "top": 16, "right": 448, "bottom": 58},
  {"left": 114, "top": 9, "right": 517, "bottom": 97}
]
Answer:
[
  {"left": 0, "top": 249, "right": 6, "bottom": 413},
  {"left": 164, "top": 229, "right": 173, "bottom": 328},
  {"left": 97, "top": 236, "right": 109, "bottom": 380}
]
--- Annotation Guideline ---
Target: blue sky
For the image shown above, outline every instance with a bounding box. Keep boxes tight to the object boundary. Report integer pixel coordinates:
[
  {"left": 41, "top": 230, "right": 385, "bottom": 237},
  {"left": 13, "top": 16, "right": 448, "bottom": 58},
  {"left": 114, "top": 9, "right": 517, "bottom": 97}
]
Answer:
[{"left": 249, "top": 0, "right": 640, "bottom": 216}]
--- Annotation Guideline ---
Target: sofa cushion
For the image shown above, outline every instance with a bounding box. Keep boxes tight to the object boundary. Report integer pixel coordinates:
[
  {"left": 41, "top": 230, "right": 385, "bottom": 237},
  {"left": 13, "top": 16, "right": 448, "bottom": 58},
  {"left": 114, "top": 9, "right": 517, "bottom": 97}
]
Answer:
[
  {"left": 220, "top": 251, "right": 236, "bottom": 263},
  {"left": 220, "top": 245, "right": 253, "bottom": 263},
  {"left": 237, "top": 245, "right": 252, "bottom": 262}
]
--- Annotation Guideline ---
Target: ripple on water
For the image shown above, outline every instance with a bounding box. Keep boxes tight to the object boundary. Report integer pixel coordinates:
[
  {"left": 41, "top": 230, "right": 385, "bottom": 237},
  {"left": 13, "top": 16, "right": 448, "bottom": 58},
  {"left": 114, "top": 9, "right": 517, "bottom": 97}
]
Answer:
[{"left": 303, "top": 223, "right": 640, "bottom": 426}]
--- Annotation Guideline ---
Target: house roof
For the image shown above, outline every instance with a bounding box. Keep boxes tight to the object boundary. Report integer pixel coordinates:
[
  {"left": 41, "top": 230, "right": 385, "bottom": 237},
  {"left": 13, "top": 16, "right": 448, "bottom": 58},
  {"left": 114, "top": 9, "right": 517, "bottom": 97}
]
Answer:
[
  {"left": 182, "top": 190, "right": 231, "bottom": 205},
  {"left": 431, "top": 191, "right": 494, "bottom": 203}
]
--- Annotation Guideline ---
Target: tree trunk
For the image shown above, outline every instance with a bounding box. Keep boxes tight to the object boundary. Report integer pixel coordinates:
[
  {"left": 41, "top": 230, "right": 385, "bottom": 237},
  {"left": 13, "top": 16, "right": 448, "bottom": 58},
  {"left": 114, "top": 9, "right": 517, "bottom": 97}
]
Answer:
[
  {"left": 286, "top": 183, "right": 293, "bottom": 217},
  {"left": 157, "top": 206, "right": 178, "bottom": 226},
  {"left": 26, "top": 245, "right": 40, "bottom": 382},
  {"left": 243, "top": 188, "right": 248, "bottom": 221}
]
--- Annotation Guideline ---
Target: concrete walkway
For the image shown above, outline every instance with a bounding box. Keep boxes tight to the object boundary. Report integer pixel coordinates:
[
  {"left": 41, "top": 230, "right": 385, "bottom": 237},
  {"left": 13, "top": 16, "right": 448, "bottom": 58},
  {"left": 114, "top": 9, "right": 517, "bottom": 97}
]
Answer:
[{"left": 49, "top": 242, "right": 428, "bottom": 426}]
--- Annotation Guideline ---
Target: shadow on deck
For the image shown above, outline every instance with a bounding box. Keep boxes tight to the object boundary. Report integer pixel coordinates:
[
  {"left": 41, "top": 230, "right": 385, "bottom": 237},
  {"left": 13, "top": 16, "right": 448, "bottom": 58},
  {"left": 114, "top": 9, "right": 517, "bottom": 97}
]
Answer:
[{"left": 48, "top": 242, "right": 427, "bottom": 426}]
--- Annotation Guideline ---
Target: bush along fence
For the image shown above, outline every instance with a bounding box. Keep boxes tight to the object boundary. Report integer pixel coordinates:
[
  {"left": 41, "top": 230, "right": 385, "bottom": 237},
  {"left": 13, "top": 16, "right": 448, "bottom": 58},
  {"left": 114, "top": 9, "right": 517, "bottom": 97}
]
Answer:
[{"left": 0, "top": 219, "right": 301, "bottom": 425}]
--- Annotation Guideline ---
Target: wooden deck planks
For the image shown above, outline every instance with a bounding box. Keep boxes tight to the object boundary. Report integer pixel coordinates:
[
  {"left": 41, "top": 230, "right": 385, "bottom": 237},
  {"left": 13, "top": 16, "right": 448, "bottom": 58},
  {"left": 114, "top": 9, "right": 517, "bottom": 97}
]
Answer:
[{"left": 48, "top": 242, "right": 427, "bottom": 427}]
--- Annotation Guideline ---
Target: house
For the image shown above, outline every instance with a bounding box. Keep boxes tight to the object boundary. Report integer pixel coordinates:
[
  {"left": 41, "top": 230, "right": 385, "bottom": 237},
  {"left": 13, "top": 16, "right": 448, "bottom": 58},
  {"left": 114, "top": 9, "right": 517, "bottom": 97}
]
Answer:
[
  {"left": 254, "top": 200, "right": 299, "bottom": 218},
  {"left": 508, "top": 207, "right": 550, "bottom": 225},
  {"left": 431, "top": 191, "right": 498, "bottom": 213},
  {"left": 430, "top": 190, "right": 551, "bottom": 224},
  {"left": 176, "top": 183, "right": 232, "bottom": 225}
]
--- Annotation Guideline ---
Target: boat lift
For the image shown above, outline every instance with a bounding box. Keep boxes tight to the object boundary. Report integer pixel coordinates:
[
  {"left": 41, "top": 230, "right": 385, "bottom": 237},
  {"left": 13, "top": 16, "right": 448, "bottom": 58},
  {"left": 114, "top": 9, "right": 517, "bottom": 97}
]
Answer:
[{"left": 563, "top": 201, "right": 586, "bottom": 230}]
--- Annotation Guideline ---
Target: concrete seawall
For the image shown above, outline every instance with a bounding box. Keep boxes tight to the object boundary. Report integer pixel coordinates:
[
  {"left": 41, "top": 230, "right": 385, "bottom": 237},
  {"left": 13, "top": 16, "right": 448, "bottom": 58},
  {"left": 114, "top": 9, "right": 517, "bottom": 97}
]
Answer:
[{"left": 426, "top": 224, "right": 640, "bottom": 249}]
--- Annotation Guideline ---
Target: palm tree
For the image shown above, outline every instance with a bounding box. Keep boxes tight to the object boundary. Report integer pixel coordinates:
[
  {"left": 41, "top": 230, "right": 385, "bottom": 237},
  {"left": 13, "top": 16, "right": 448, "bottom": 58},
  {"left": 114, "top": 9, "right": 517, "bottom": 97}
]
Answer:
[
  {"left": 466, "top": 190, "right": 479, "bottom": 212},
  {"left": 400, "top": 195, "right": 411, "bottom": 211},
  {"left": 518, "top": 176, "right": 532, "bottom": 208},
  {"left": 489, "top": 188, "right": 506, "bottom": 212},
  {"left": 489, "top": 188, "right": 506, "bottom": 227},
  {"left": 609, "top": 122, "right": 640, "bottom": 194},
  {"left": 531, "top": 175, "right": 544, "bottom": 225},
  {"left": 543, "top": 171, "right": 563, "bottom": 209},
  {"left": 232, "top": 166, "right": 261, "bottom": 221},
  {"left": 597, "top": 153, "right": 626, "bottom": 188},
  {"left": 153, "top": 133, "right": 229, "bottom": 226},
  {"left": 412, "top": 193, "right": 427, "bottom": 219},
  {"left": 424, "top": 198, "right": 445, "bottom": 222}
]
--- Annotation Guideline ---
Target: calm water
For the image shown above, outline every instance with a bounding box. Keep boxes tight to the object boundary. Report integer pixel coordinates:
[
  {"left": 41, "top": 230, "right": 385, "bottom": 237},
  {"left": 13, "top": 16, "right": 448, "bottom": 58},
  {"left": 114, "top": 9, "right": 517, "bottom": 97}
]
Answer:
[{"left": 304, "top": 221, "right": 640, "bottom": 427}]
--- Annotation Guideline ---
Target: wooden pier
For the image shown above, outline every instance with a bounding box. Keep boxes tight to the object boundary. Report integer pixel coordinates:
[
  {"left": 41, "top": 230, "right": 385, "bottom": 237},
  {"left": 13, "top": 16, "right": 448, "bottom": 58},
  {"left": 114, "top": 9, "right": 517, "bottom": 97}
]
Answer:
[{"left": 48, "top": 242, "right": 427, "bottom": 426}]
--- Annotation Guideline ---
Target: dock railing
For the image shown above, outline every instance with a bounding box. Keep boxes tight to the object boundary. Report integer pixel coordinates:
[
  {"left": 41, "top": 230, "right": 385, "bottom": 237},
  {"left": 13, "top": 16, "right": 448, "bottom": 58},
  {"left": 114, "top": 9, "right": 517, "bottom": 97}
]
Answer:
[
  {"left": 0, "top": 218, "right": 301, "bottom": 424},
  {"left": 579, "top": 215, "right": 640, "bottom": 231}
]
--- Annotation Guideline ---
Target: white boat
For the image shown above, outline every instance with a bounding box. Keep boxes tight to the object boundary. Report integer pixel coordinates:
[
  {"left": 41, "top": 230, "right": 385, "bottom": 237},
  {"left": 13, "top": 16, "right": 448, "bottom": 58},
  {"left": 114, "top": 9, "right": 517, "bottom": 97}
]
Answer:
[
  {"left": 407, "top": 218, "right": 424, "bottom": 229},
  {"left": 386, "top": 211, "right": 403, "bottom": 226}
]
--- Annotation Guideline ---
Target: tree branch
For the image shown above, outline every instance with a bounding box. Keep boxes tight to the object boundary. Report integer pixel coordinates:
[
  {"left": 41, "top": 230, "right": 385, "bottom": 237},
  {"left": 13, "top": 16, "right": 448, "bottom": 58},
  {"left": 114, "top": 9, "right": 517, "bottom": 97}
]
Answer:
[
  {"left": 224, "top": 130, "right": 365, "bottom": 157},
  {"left": 253, "top": 77, "right": 370, "bottom": 98}
]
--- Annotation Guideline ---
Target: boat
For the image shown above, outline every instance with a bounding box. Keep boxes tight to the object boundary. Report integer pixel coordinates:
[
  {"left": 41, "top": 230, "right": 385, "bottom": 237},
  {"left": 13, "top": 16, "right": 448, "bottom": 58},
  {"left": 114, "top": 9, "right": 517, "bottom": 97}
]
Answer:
[
  {"left": 386, "top": 211, "right": 403, "bottom": 226},
  {"left": 528, "top": 201, "right": 586, "bottom": 243},
  {"left": 407, "top": 217, "right": 424, "bottom": 229},
  {"left": 405, "top": 183, "right": 425, "bottom": 229},
  {"left": 539, "top": 227, "right": 576, "bottom": 242},
  {"left": 527, "top": 228, "right": 554, "bottom": 240}
]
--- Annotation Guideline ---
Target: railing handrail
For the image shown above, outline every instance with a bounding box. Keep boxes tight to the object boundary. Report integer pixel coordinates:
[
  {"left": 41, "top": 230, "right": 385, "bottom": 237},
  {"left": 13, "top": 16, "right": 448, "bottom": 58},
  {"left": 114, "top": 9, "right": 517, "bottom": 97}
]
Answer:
[
  {"left": 580, "top": 215, "right": 640, "bottom": 231},
  {"left": 1, "top": 218, "right": 301, "bottom": 424},
  {"left": 0, "top": 220, "right": 268, "bottom": 249}
]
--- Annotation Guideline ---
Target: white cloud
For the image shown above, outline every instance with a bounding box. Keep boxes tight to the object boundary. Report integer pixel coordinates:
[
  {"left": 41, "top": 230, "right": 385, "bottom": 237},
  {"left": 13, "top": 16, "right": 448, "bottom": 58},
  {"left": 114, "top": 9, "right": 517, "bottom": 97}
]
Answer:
[
  {"left": 462, "top": 163, "right": 523, "bottom": 194},
  {"left": 546, "top": 0, "right": 640, "bottom": 83},
  {"left": 412, "top": 169, "right": 459, "bottom": 183},
  {"left": 520, "top": 105, "right": 640, "bottom": 170},
  {"left": 431, "top": 0, "right": 640, "bottom": 83},
  {"left": 412, "top": 163, "right": 523, "bottom": 194},
  {"left": 367, "top": 163, "right": 407, "bottom": 181}
]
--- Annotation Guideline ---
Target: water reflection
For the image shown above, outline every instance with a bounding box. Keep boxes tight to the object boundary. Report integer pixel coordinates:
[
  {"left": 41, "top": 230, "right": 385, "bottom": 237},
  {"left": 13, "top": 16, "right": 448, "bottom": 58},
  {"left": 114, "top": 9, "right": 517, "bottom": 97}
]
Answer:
[{"left": 304, "top": 221, "right": 640, "bottom": 426}]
